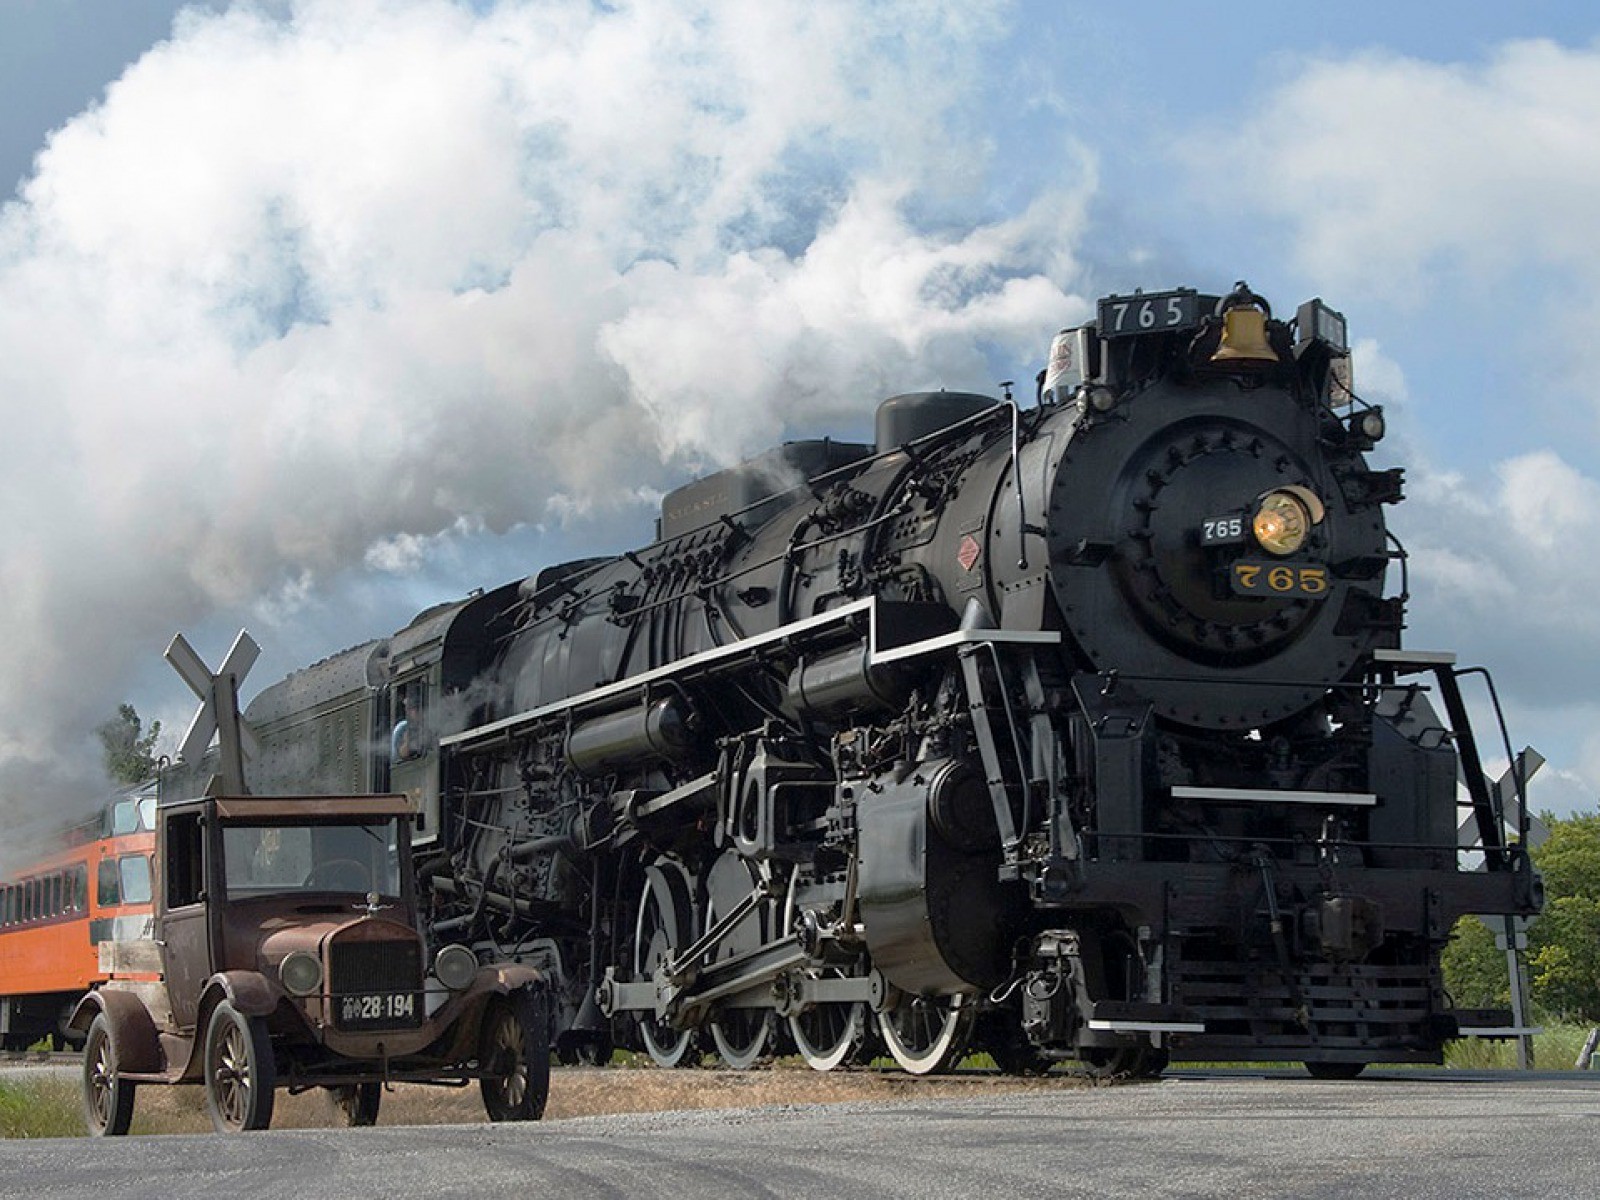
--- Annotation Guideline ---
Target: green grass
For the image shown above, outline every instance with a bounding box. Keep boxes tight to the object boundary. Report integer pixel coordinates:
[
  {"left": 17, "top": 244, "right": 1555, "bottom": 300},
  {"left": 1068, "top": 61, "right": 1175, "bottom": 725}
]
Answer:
[
  {"left": 1445, "top": 1022, "right": 1597, "bottom": 1070},
  {"left": 0, "top": 1077, "right": 84, "bottom": 1139}
]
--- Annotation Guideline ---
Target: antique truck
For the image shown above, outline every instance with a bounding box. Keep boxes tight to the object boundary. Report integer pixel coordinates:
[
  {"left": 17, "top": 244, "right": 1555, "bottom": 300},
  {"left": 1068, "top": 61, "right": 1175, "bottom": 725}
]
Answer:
[{"left": 71, "top": 792, "right": 549, "bottom": 1134}]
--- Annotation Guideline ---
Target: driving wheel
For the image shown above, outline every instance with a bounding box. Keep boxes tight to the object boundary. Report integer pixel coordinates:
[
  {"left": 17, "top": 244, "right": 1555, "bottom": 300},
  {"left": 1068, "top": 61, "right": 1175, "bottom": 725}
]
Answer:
[
  {"left": 704, "top": 850, "right": 771, "bottom": 1069},
  {"left": 877, "top": 992, "right": 973, "bottom": 1076},
  {"left": 633, "top": 860, "right": 695, "bottom": 1068},
  {"left": 784, "top": 874, "right": 867, "bottom": 1072}
]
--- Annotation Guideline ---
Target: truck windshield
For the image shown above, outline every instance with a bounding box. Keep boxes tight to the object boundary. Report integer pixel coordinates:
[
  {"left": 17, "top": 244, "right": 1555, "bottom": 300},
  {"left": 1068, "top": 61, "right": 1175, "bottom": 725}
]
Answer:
[{"left": 221, "top": 821, "right": 402, "bottom": 897}]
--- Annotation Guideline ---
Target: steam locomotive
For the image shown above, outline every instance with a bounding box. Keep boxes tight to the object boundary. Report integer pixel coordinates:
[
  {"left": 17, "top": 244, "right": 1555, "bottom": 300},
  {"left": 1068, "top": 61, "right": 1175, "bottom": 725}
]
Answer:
[{"left": 222, "top": 282, "right": 1540, "bottom": 1077}]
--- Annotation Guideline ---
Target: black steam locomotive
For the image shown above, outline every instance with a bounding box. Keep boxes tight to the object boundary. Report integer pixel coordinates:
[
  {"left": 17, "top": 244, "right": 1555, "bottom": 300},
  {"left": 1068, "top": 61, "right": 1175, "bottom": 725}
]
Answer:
[{"left": 228, "top": 282, "right": 1540, "bottom": 1077}]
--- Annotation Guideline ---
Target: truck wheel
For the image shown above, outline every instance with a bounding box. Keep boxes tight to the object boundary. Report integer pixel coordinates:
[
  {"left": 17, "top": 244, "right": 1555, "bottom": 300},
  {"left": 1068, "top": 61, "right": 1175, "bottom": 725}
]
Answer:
[
  {"left": 479, "top": 991, "right": 550, "bottom": 1122},
  {"left": 82, "top": 1014, "right": 136, "bottom": 1136},
  {"left": 329, "top": 1082, "right": 382, "bottom": 1126},
  {"left": 204, "top": 1000, "right": 277, "bottom": 1132}
]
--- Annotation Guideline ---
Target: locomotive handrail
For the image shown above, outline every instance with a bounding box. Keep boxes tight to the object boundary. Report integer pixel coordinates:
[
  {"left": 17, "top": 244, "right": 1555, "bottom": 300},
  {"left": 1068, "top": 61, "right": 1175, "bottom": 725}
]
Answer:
[
  {"left": 443, "top": 597, "right": 1060, "bottom": 755},
  {"left": 1453, "top": 665, "right": 1529, "bottom": 847},
  {"left": 1085, "top": 829, "right": 1489, "bottom": 856},
  {"left": 1088, "top": 667, "right": 1432, "bottom": 694}
]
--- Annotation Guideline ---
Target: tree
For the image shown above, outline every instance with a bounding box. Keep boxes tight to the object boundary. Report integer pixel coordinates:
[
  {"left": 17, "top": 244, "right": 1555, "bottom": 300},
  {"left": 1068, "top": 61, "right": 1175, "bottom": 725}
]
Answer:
[
  {"left": 1443, "top": 811, "right": 1600, "bottom": 1024},
  {"left": 97, "top": 703, "right": 162, "bottom": 786}
]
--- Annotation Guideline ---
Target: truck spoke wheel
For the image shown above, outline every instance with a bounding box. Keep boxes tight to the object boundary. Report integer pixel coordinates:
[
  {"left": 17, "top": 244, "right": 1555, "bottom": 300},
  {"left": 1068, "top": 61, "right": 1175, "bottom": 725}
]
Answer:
[
  {"left": 204, "top": 1000, "right": 276, "bottom": 1133},
  {"left": 82, "top": 1014, "right": 136, "bottom": 1136},
  {"left": 480, "top": 991, "right": 550, "bottom": 1122},
  {"left": 1079, "top": 1045, "right": 1169, "bottom": 1080}
]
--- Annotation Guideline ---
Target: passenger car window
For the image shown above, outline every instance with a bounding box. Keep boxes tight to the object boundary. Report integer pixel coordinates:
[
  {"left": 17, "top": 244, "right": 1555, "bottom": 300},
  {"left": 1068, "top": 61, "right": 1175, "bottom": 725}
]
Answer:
[
  {"left": 119, "top": 855, "right": 153, "bottom": 905},
  {"left": 97, "top": 857, "right": 121, "bottom": 907}
]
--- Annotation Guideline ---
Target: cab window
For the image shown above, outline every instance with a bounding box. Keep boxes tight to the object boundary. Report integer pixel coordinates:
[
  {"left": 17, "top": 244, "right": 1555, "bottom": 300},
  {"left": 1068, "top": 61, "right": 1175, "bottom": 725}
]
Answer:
[
  {"left": 391, "top": 682, "right": 428, "bottom": 763},
  {"left": 165, "top": 813, "right": 205, "bottom": 908}
]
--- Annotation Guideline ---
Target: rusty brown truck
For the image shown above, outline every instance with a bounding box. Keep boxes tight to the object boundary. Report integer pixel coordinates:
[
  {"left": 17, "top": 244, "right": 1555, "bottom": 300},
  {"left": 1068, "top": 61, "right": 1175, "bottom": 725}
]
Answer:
[{"left": 72, "top": 793, "right": 549, "bottom": 1133}]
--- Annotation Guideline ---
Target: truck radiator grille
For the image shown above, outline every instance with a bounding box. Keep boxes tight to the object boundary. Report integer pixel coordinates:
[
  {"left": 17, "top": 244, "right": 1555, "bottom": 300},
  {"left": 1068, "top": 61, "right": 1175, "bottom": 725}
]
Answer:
[{"left": 328, "top": 938, "right": 424, "bottom": 1031}]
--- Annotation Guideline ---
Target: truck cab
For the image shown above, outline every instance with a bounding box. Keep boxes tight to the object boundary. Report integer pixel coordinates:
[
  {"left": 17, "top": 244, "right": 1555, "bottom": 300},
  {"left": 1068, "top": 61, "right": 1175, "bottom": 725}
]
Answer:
[{"left": 73, "top": 793, "right": 549, "bottom": 1134}]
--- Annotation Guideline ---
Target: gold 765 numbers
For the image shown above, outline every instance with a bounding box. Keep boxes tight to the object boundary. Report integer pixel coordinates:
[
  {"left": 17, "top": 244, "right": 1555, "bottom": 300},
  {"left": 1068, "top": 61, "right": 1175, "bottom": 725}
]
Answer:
[{"left": 1232, "top": 563, "right": 1329, "bottom": 598}]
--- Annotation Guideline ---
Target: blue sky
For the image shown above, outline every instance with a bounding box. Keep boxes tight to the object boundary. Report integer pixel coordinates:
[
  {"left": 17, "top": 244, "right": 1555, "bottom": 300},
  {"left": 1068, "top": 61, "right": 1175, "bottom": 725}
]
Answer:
[{"left": 0, "top": 0, "right": 1597, "bottom": 820}]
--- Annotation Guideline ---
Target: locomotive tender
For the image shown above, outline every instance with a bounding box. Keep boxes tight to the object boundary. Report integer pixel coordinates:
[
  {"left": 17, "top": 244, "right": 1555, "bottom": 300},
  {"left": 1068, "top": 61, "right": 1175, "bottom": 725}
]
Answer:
[{"left": 229, "top": 282, "right": 1540, "bottom": 1077}]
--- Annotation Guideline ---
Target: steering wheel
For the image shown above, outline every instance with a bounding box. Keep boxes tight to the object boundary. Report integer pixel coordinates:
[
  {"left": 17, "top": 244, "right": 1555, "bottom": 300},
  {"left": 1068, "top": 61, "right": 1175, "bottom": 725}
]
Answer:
[{"left": 303, "top": 858, "right": 370, "bottom": 892}]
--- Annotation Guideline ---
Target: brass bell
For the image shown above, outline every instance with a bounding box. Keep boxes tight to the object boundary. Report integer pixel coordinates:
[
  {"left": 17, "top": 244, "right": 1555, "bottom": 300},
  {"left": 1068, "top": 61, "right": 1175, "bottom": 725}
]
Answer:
[{"left": 1211, "top": 305, "right": 1278, "bottom": 367}]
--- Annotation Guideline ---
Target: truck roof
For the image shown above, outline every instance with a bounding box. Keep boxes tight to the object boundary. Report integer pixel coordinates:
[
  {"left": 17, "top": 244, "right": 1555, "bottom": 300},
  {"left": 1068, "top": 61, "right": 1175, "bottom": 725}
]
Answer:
[{"left": 159, "top": 794, "right": 416, "bottom": 820}]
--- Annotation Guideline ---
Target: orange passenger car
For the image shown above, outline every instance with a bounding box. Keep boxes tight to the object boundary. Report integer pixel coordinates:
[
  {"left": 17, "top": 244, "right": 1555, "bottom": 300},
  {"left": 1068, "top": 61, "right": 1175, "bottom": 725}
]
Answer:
[{"left": 0, "top": 792, "right": 156, "bottom": 1049}]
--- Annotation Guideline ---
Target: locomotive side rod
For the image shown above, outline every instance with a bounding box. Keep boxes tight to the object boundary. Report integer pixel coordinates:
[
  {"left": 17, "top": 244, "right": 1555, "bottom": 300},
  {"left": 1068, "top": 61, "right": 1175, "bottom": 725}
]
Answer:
[{"left": 598, "top": 934, "right": 810, "bottom": 1023}]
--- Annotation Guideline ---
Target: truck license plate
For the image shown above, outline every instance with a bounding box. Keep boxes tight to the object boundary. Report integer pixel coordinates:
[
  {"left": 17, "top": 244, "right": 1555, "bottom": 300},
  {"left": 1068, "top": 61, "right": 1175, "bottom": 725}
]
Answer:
[{"left": 339, "top": 991, "right": 420, "bottom": 1028}]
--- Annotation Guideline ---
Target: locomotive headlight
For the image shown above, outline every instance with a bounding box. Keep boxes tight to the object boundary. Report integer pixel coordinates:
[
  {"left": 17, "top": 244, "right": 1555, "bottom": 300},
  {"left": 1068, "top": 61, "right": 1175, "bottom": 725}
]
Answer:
[
  {"left": 434, "top": 943, "right": 479, "bottom": 991},
  {"left": 280, "top": 950, "right": 323, "bottom": 997},
  {"left": 1253, "top": 490, "right": 1319, "bottom": 556}
]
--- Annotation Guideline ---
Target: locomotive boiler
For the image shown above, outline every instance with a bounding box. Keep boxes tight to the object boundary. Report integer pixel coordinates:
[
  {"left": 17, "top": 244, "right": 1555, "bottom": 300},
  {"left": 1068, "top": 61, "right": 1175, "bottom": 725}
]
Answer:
[{"left": 231, "top": 282, "right": 1540, "bottom": 1077}]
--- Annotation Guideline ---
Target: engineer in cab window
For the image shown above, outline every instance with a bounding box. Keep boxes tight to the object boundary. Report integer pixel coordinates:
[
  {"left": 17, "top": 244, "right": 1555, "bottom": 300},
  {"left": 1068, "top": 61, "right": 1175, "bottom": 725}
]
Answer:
[{"left": 392, "top": 691, "right": 423, "bottom": 762}]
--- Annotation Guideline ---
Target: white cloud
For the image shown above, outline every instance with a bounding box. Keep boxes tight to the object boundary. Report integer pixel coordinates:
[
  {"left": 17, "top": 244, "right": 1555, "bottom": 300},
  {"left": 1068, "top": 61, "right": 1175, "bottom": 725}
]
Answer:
[
  {"left": 1402, "top": 449, "right": 1600, "bottom": 694},
  {"left": 1186, "top": 40, "right": 1600, "bottom": 299},
  {"left": 0, "top": 0, "right": 1092, "bottom": 807},
  {"left": 1350, "top": 338, "right": 1408, "bottom": 406},
  {"left": 1186, "top": 37, "right": 1600, "bottom": 812}
]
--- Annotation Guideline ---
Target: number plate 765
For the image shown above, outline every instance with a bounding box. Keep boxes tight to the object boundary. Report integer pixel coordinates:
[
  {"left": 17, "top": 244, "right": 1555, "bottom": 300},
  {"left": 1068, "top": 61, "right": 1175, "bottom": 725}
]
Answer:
[{"left": 1231, "top": 561, "right": 1329, "bottom": 598}]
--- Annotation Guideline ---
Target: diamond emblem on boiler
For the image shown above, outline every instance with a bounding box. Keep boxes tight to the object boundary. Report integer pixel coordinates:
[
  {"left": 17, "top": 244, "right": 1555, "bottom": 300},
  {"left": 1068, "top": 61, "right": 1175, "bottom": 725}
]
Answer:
[{"left": 957, "top": 534, "right": 981, "bottom": 572}]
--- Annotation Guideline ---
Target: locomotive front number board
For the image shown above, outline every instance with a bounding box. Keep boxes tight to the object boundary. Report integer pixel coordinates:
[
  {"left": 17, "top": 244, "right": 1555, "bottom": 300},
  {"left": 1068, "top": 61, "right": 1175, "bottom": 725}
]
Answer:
[{"left": 1097, "top": 289, "right": 1202, "bottom": 339}]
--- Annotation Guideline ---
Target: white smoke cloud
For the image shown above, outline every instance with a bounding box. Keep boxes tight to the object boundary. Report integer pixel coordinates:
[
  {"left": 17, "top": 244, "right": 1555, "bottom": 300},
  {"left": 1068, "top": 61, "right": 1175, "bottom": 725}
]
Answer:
[{"left": 0, "top": 0, "right": 1093, "bottom": 807}]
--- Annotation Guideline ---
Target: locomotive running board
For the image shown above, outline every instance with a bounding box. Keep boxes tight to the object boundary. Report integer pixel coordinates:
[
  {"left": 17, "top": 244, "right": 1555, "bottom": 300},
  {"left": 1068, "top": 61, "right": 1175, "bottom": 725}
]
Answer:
[
  {"left": 1087, "top": 1020, "right": 1207, "bottom": 1034},
  {"left": 444, "top": 596, "right": 1061, "bottom": 754},
  {"left": 1170, "top": 786, "right": 1377, "bottom": 807}
]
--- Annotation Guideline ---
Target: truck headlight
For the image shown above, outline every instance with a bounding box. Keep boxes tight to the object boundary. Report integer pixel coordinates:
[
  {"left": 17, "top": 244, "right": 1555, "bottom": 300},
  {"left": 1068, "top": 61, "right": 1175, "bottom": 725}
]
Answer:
[
  {"left": 434, "top": 943, "right": 478, "bottom": 991},
  {"left": 280, "top": 950, "right": 323, "bottom": 997}
]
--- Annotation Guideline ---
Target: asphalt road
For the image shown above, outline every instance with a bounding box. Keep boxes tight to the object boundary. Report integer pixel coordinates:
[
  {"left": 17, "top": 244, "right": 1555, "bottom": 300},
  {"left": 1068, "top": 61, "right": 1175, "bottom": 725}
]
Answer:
[{"left": 1, "top": 1071, "right": 1596, "bottom": 1199}]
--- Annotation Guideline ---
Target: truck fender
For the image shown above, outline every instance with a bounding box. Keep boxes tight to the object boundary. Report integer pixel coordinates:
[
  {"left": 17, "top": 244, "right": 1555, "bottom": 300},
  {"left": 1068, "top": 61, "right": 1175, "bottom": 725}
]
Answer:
[
  {"left": 66, "top": 990, "right": 162, "bottom": 1075},
  {"left": 201, "top": 971, "right": 281, "bottom": 1020}
]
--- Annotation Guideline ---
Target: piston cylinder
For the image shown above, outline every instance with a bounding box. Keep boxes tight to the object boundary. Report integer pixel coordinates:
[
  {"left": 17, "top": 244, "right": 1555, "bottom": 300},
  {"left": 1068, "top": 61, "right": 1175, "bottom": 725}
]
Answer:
[
  {"left": 782, "top": 643, "right": 907, "bottom": 720},
  {"left": 565, "top": 697, "right": 696, "bottom": 776}
]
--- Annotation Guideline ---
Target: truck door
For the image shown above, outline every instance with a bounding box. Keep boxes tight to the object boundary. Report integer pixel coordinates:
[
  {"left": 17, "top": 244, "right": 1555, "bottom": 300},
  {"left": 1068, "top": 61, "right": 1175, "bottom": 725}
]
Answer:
[{"left": 157, "top": 807, "right": 211, "bottom": 1030}]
